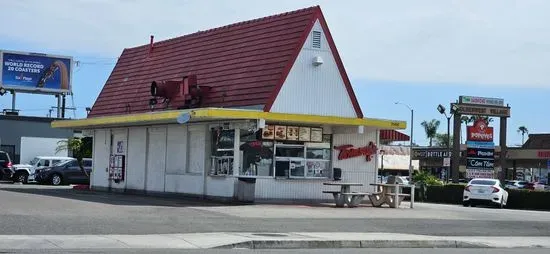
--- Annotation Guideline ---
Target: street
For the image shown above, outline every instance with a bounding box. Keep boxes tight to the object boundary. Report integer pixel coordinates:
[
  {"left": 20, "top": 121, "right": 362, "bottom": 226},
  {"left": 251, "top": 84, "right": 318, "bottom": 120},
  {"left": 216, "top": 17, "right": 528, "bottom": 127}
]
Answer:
[
  {"left": 2, "top": 249, "right": 549, "bottom": 254},
  {"left": 1, "top": 182, "right": 549, "bottom": 252},
  {"left": 1, "top": 182, "right": 549, "bottom": 236}
]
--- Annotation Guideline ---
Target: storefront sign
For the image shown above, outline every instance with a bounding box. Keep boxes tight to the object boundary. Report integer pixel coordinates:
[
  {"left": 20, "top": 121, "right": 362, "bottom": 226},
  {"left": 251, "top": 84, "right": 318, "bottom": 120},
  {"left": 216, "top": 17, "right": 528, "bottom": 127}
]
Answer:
[
  {"left": 467, "top": 119, "right": 494, "bottom": 142},
  {"left": 466, "top": 148, "right": 494, "bottom": 159},
  {"left": 538, "top": 151, "right": 550, "bottom": 158},
  {"left": 467, "top": 158, "right": 494, "bottom": 170},
  {"left": 334, "top": 142, "right": 378, "bottom": 162},
  {"left": 452, "top": 103, "right": 510, "bottom": 117},
  {"left": 466, "top": 168, "right": 494, "bottom": 179},
  {"left": 459, "top": 96, "right": 504, "bottom": 107},
  {"left": 412, "top": 150, "right": 451, "bottom": 159}
]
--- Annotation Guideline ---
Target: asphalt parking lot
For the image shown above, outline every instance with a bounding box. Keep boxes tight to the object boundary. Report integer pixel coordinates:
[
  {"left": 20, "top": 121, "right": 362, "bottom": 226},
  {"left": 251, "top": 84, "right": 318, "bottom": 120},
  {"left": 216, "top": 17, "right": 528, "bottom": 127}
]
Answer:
[{"left": 1, "top": 181, "right": 549, "bottom": 236}]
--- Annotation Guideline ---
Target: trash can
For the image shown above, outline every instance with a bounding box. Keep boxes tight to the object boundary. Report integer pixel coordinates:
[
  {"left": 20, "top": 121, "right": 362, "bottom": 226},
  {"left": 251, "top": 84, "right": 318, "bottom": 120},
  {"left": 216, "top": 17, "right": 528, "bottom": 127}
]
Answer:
[
  {"left": 236, "top": 177, "right": 256, "bottom": 203},
  {"left": 333, "top": 168, "right": 342, "bottom": 181}
]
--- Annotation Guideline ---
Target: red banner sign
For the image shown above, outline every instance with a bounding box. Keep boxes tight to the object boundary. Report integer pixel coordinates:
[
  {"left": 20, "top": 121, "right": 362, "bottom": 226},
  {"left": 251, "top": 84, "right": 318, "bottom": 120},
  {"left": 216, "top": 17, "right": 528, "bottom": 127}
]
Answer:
[
  {"left": 467, "top": 119, "right": 494, "bottom": 142},
  {"left": 333, "top": 142, "right": 378, "bottom": 161}
]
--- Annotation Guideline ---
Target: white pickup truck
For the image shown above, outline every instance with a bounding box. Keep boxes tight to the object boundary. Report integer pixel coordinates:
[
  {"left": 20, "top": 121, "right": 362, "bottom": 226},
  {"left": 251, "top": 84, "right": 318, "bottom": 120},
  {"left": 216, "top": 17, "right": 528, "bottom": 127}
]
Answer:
[{"left": 12, "top": 156, "right": 74, "bottom": 183}]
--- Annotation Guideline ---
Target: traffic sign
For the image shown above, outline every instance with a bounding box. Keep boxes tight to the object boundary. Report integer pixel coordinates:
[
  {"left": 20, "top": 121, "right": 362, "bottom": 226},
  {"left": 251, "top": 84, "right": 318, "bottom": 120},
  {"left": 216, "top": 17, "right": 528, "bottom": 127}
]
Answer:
[{"left": 443, "top": 157, "right": 451, "bottom": 167}]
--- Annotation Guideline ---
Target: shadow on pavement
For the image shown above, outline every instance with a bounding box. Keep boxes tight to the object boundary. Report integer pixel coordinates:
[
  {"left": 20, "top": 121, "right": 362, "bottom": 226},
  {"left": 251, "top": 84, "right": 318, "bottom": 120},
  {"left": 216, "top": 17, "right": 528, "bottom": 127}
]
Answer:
[{"left": 0, "top": 184, "right": 249, "bottom": 208}]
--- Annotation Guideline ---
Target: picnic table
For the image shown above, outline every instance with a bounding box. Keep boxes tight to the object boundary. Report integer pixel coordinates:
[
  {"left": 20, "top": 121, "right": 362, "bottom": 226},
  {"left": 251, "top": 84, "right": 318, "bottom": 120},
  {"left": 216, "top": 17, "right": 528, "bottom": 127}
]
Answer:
[
  {"left": 322, "top": 182, "right": 367, "bottom": 208},
  {"left": 369, "top": 183, "right": 415, "bottom": 208}
]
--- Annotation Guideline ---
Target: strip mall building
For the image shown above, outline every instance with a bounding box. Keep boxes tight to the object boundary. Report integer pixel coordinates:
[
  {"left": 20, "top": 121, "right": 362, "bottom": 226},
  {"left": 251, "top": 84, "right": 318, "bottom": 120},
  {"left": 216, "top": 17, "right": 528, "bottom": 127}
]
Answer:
[{"left": 53, "top": 6, "right": 409, "bottom": 201}]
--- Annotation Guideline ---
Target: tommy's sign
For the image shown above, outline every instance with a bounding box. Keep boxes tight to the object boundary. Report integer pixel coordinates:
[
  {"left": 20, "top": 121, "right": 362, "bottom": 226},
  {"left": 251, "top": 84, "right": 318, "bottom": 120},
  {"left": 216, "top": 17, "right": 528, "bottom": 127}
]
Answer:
[
  {"left": 334, "top": 142, "right": 378, "bottom": 162},
  {"left": 467, "top": 119, "right": 494, "bottom": 142}
]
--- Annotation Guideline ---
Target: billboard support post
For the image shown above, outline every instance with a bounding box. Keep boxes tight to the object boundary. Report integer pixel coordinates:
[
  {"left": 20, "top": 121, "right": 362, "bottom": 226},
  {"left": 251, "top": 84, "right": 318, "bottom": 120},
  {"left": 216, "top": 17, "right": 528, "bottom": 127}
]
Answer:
[
  {"left": 11, "top": 90, "right": 15, "bottom": 111},
  {"left": 56, "top": 95, "right": 61, "bottom": 118}
]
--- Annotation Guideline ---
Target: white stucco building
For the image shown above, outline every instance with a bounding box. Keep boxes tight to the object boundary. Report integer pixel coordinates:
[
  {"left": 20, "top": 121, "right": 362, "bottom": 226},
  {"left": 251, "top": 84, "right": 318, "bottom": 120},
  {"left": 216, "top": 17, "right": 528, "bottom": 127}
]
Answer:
[{"left": 53, "top": 6, "right": 407, "bottom": 202}]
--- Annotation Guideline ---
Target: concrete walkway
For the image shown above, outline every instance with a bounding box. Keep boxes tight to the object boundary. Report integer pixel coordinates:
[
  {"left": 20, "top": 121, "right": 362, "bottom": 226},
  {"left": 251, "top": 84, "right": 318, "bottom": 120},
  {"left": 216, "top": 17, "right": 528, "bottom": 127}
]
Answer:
[{"left": 1, "top": 233, "right": 550, "bottom": 250}]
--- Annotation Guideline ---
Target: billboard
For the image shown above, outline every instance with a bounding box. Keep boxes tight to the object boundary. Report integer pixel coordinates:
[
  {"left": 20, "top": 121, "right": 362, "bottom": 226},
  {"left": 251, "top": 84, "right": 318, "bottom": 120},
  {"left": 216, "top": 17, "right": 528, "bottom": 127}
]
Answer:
[{"left": 0, "top": 50, "right": 72, "bottom": 94}]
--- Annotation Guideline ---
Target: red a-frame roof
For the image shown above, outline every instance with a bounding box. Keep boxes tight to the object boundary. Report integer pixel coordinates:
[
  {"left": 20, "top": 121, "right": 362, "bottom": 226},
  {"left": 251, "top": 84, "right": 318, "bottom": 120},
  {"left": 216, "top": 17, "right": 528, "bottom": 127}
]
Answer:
[{"left": 88, "top": 5, "right": 363, "bottom": 118}]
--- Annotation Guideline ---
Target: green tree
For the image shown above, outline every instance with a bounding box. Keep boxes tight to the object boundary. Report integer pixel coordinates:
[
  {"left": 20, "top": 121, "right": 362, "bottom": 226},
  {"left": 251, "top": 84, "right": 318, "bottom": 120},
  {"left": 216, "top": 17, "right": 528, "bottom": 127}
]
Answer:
[
  {"left": 421, "top": 119, "right": 440, "bottom": 147},
  {"left": 56, "top": 137, "right": 93, "bottom": 179},
  {"left": 434, "top": 133, "right": 453, "bottom": 147},
  {"left": 517, "top": 126, "right": 529, "bottom": 145}
]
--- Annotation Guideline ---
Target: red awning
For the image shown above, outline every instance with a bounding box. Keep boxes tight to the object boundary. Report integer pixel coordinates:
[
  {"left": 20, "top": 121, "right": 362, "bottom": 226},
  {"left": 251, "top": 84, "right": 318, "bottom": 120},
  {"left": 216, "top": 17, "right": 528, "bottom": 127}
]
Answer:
[{"left": 380, "top": 130, "right": 410, "bottom": 141}]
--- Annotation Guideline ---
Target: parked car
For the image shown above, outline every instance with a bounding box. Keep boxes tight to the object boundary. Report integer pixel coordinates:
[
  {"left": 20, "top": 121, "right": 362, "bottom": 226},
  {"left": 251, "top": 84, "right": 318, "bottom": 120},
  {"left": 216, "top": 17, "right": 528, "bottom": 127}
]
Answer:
[
  {"left": 525, "top": 182, "right": 546, "bottom": 191},
  {"left": 0, "top": 151, "right": 14, "bottom": 181},
  {"left": 35, "top": 158, "right": 92, "bottom": 186},
  {"left": 504, "top": 180, "right": 529, "bottom": 189},
  {"left": 463, "top": 178, "right": 508, "bottom": 208},
  {"left": 12, "top": 156, "right": 74, "bottom": 183}
]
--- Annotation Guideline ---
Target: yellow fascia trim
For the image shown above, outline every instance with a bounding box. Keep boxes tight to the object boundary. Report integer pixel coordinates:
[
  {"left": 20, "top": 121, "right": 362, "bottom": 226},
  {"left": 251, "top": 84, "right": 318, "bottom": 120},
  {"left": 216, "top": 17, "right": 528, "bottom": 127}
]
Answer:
[
  {"left": 51, "top": 110, "right": 185, "bottom": 128},
  {"left": 191, "top": 108, "right": 407, "bottom": 129}
]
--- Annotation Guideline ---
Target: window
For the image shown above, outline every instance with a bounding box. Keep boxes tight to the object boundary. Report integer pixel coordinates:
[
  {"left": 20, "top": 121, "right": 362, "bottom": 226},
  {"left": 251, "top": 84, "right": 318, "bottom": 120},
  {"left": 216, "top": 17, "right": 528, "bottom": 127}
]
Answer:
[
  {"left": 470, "top": 180, "right": 496, "bottom": 185},
  {"left": 83, "top": 160, "right": 93, "bottom": 167},
  {"left": 38, "top": 159, "right": 49, "bottom": 167},
  {"left": 210, "top": 128, "right": 235, "bottom": 175},
  {"left": 312, "top": 31, "right": 322, "bottom": 48},
  {"left": 240, "top": 129, "right": 274, "bottom": 176}
]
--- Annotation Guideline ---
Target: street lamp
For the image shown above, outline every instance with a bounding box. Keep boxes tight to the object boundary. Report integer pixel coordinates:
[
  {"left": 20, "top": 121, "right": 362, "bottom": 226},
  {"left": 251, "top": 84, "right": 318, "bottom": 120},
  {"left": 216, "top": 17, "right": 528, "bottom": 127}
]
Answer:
[
  {"left": 395, "top": 102, "right": 414, "bottom": 179},
  {"left": 437, "top": 104, "right": 458, "bottom": 182}
]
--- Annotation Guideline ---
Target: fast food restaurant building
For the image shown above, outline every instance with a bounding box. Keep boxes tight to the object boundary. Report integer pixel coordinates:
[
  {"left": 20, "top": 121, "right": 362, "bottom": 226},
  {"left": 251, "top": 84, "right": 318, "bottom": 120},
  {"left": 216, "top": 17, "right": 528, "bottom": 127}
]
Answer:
[{"left": 52, "top": 6, "right": 407, "bottom": 202}]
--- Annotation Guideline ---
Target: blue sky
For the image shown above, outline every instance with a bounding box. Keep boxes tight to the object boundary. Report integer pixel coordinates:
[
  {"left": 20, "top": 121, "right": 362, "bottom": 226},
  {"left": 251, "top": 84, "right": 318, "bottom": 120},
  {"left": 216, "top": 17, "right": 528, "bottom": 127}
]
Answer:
[{"left": 1, "top": 0, "right": 549, "bottom": 147}]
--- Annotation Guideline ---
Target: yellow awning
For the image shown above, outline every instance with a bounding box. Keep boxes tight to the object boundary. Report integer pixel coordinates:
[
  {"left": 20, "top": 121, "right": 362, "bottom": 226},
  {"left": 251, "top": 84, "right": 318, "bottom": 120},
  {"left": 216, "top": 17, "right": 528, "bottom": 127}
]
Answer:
[{"left": 51, "top": 107, "right": 407, "bottom": 130}]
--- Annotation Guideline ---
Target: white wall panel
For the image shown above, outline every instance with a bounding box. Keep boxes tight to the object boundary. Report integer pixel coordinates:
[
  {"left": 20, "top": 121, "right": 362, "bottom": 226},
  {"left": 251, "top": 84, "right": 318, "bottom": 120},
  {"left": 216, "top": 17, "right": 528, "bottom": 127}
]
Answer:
[
  {"left": 126, "top": 128, "right": 147, "bottom": 190},
  {"left": 164, "top": 174, "right": 203, "bottom": 195},
  {"left": 270, "top": 19, "right": 357, "bottom": 118},
  {"left": 166, "top": 125, "right": 188, "bottom": 174},
  {"left": 187, "top": 125, "right": 206, "bottom": 174},
  {"left": 206, "top": 177, "right": 235, "bottom": 197},
  {"left": 92, "top": 129, "right": 109, "bottom": 188},
  {"left": 146, "top": 127, "right": 167, "bottom": 192}
]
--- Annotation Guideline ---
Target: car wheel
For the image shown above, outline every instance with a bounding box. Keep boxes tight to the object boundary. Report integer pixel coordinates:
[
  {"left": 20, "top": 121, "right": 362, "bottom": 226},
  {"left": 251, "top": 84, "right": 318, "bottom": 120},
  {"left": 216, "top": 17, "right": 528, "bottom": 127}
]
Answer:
[
  {"left": 50, "top": 174, "right": 63, "bottom": 186},
  {"left": 499, "top": 199, "right": 504, "bottom": 209},
  {"left": 14, "top": 172, "right": 29, "bottom": 184},
  {"left": 462, "top": 201, "right": 470, "bottom": 207}
]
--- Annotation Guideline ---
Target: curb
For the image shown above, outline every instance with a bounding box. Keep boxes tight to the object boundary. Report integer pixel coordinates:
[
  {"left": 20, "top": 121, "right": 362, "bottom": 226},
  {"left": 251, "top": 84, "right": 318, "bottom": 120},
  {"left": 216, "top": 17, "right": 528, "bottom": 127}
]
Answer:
[{"left": 216, "top": 239, "right": 491, "bottom": 249}]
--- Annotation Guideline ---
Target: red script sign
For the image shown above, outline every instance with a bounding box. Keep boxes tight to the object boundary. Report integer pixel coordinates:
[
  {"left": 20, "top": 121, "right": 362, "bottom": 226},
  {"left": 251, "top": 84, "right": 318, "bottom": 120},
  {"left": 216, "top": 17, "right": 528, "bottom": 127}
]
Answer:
[
  {"left": 467, "top": 119, "right": 494, "bottom": 142},
  {"left": 334, "top": 142, "right": 378, "bottom": 161}
]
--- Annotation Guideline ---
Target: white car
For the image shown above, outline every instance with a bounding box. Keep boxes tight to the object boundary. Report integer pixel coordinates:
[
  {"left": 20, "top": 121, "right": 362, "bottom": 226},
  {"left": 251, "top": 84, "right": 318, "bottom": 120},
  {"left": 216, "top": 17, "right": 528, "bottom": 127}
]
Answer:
[
  {"left": 12, "top": 156, "right": 74, "bottom": 183},
  {"left": 463, "top": 178, "right": 508, "bottom": 208}
]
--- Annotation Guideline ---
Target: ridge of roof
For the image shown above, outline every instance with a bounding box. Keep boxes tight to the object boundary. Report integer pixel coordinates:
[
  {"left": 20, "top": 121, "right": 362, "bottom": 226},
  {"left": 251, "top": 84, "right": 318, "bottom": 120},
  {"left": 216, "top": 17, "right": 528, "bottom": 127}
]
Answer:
[{"left": 127, "top": 5, "right": 320, "bottom": 51}]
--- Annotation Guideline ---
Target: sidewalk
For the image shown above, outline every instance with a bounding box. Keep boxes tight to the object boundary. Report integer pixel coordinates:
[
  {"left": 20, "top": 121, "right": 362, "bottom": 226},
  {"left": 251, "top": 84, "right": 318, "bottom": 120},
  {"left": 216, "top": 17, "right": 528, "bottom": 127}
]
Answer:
[{"left": 1, "top": 232, "right": 550, "bottom": 250}]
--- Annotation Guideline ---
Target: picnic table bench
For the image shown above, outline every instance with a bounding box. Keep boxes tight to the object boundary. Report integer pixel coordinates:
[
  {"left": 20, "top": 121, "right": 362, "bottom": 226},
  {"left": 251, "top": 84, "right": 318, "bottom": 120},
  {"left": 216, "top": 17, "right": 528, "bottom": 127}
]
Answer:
[
  {"left": 369, "top": 183, "right": 415, "bottom": 208},
  {"left": 322, "top": 182, "right": 367, "bottom": 208}
]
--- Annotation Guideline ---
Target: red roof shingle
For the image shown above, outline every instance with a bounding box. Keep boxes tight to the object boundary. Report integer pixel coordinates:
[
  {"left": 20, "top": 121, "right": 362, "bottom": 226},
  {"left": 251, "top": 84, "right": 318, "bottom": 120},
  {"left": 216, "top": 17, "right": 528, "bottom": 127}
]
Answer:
[{"left": 89, "top": 5, "right": 363, "bottom": 118}]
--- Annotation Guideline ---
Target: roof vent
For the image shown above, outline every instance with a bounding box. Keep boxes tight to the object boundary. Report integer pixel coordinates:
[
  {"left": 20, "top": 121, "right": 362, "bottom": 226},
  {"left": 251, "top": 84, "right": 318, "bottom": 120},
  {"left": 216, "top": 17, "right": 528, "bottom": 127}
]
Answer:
[
  {"left": 149, "top": 75, "right": 211, "bottom": 110},
  {"left": 312, "top": 31, "right": 321, "bottom": 48}
]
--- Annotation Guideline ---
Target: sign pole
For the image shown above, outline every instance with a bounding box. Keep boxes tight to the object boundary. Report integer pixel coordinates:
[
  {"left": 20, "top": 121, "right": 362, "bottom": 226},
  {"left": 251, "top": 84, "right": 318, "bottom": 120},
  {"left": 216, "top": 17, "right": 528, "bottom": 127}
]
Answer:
[
  {"left": 56, "top": 95, "right": 61, "bottom": 118},
  {"left": 11, "top": 90, "right": 15, "bottom": 111}
]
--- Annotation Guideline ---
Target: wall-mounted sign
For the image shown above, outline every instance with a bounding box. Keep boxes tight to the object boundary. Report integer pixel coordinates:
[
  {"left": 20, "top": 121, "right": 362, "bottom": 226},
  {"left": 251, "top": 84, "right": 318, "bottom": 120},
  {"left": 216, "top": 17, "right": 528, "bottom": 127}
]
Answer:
[
  {"left": 274, "top": 126, "right": 287, "bottom": 140},
  {"left": 299, "top": 127, "right": 311, "bottom": 141},
  {"left": 538, "top": 151, "right": 550, "bottom": 158},
  {"left": 286, "top": 126, "right": 299, "bottom": 141},
  {"left": 466, "top": 148, "right": 494, "bottom": 159},
  {"left": 467, "top": 158, "right": 494, "bottom": 170},
  {"left": 467, "top": 168, "right": 494, "bottom": 179},
  {"left": 452, "top": 103, "right": 510, "bottom": 117},
  {"left": 310, "top": 128, "right": 323, "bottom": 142},
  {"left": 333, "top": 142, "right": 378, "bottom": 162},
  {"left": 1, "top": 50, "right": 73, "bottom": 94},
  {"left": 262, "top": 125, "right": 275, "bottom": 139},
  {"left": 467, "top": 119, "right": 494, "bottom": 142},
  {"left": 412, "top": 149, "right": 452, "bottom": 159},
  {"left": 459, "top": 96, "right": 504, "bottom": 107}
]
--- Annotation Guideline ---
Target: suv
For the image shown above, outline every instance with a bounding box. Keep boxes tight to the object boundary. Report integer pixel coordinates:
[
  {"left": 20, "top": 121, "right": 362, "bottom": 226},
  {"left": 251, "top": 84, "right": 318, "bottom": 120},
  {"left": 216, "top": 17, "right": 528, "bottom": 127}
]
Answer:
[
  {"left": 0, "top": 151, "right": 14, "bottom": 181},
  {"left": 12, "top": 156, "right": 74, "bottom": 183}
]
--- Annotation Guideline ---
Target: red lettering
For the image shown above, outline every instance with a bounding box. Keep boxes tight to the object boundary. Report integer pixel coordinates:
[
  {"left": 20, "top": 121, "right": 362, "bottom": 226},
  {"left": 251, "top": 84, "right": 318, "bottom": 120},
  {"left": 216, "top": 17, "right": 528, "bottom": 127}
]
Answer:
[
  {"left": 333, "top": 142, "right": 378, "bottom": 161},
  {"left": 538, "top": 151, "right": 550, "bottom": 158}
]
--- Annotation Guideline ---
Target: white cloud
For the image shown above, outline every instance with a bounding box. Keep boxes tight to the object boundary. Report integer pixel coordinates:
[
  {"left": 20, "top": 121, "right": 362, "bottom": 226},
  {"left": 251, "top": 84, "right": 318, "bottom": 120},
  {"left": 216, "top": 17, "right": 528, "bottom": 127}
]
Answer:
[{"left": 1, "top": 0, "right": 549, "bottom": 87}]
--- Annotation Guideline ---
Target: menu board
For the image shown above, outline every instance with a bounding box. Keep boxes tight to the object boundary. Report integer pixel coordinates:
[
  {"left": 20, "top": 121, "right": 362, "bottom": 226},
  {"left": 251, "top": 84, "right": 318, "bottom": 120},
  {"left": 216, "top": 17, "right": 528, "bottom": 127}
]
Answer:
[
  {"left": 310, "top": 128, "right": 323, "bottom": 142},
  {"left": 262, "top": 125, "right": 275, "bottom": 139},
  {"left": 299, "top": 127, "right": 311, "bottom": 141},
  {"left": 287, "top": 126, "right": 299, "bottom": 141},
  {"left": 274, "top": 125, "right": 287, "bottom": 140}
]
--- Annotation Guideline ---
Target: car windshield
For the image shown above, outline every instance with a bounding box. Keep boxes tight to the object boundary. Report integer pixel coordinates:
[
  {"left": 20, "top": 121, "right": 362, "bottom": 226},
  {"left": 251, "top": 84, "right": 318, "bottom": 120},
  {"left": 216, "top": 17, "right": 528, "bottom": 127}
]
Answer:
[
  {"left": 29, "top": 158, "right": 39, "bottom": 165},
  {"left": 470, "top": 180, "right": 497, "bottom": 185}
]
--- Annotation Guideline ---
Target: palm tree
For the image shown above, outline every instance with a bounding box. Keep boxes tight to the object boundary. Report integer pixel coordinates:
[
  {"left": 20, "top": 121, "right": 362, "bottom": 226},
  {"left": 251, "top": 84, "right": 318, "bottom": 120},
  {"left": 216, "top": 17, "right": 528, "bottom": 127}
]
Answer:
[
  {"left": 421, "top": 119, "right": 440, "bottom": 146},
  {"left": 56, "top": 137, "right": 93, "bottom": 179},
  {"left": 517, "top": 126, "right": 529, "bottom": 145},
  {"left": 434, "top": 133, "right": 453, "bottom": 147}
]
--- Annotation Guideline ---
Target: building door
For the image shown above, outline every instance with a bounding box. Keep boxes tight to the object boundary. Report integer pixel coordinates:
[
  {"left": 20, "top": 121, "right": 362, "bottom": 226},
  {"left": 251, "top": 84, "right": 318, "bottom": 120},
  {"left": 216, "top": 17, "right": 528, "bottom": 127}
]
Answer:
[
  {"left": 146, "top": 127, "right": 166, "bottom": 192},
  {"left": 110, "top": 130, "right": 128, "bottom": 189}
]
